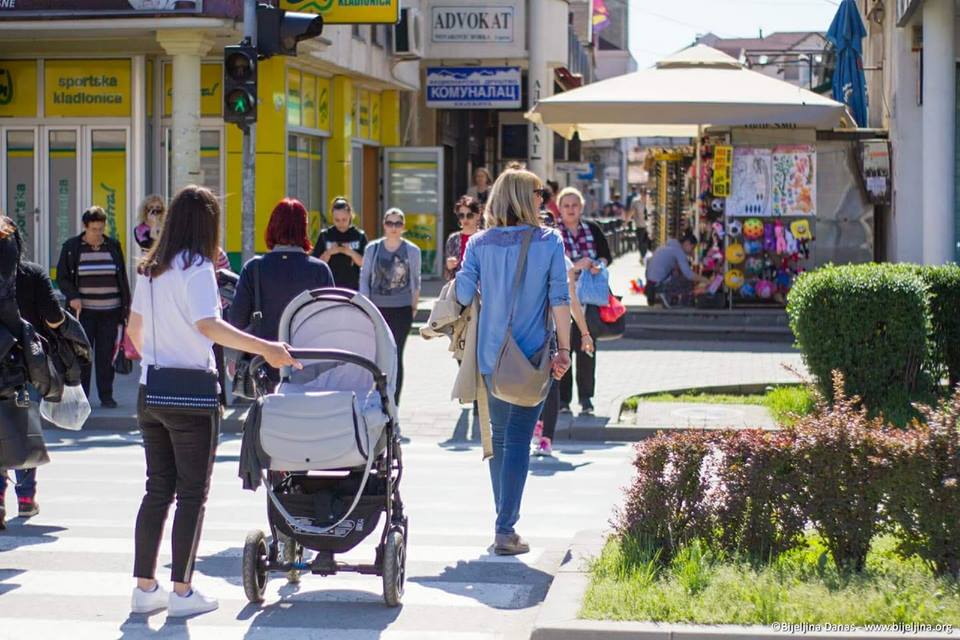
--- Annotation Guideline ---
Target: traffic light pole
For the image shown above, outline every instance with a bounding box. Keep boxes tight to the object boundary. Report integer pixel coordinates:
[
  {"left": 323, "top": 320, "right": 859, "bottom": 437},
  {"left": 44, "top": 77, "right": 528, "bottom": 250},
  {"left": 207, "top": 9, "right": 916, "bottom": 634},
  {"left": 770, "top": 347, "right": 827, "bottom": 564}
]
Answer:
[{"left": 241, "top": 0, "right": 257, "bottom": 263}]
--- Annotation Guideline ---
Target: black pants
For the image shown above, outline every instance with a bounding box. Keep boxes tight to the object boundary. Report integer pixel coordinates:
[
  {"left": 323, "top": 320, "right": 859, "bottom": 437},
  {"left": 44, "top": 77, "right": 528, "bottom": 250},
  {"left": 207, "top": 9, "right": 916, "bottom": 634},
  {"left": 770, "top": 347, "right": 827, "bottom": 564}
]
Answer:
[
  {"left": 133, "top": 386, "right": 219, "bottom": 584},
  {"left": 378, "top": 305, "right": 413, "bottom": 406},
  {"left": 559, "top": 323, "right": 596, "bottom": 407},
  {"left": 79, "top": 307, "right": 123, "bottom": 402},
  {"left": 539, "top": 380, "right": 560, "bottom": 440}
]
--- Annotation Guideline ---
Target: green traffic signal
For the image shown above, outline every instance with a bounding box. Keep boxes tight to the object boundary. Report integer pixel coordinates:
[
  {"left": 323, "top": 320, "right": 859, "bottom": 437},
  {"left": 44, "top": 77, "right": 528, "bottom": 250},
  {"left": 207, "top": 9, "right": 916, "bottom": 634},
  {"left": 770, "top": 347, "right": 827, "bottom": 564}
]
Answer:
[{"left": 226, "top": 89, "right": 253, "bottom": 114}]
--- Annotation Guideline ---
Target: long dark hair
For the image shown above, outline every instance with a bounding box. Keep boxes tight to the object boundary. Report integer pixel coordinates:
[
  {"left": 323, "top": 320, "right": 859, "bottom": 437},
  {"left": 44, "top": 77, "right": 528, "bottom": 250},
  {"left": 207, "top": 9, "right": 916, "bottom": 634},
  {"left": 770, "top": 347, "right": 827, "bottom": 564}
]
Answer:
[{"left": 139, "top": 185, "right": 220, "bottom": 278}]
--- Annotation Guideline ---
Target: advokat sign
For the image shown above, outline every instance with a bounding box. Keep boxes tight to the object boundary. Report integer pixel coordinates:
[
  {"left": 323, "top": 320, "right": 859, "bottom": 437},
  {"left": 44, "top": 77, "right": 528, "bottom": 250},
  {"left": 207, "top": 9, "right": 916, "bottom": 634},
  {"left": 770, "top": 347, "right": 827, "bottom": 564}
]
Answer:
[{"left": 431, "top": 5, "right": 515, "bottom": 43}]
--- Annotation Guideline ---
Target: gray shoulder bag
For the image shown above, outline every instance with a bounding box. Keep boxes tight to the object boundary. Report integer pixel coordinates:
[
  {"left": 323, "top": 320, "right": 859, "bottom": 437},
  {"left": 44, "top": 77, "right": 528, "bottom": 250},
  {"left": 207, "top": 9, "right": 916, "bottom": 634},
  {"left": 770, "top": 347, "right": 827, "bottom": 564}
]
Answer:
[{"left": 489, "top": 227, "right": 553, "bottom": 407}]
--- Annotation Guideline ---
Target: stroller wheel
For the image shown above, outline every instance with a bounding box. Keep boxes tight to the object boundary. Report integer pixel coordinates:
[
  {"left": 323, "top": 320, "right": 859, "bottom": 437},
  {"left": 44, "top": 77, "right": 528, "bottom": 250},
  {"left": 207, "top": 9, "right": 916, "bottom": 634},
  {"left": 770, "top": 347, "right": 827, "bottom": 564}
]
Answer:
[
  {"left": 279, "top": 532, "right": 302, "bottom": 584},
  {"left": 382, "top": 528, "right": 406, "bottom": 607},
  {"left": 242, "top": 530, "right": 269, "bottom": 603}
]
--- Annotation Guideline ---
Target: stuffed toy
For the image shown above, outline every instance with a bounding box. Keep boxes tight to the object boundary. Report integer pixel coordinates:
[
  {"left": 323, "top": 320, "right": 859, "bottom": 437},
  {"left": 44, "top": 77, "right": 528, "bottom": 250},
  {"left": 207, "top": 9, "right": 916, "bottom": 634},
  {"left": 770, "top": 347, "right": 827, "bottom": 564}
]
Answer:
[
  {"left": 724, "top": 269, "right": 745, "bottom": 290},
  {"left": 756, "top": 279, "right": 775, "bottom": 299},
  {"left": 740, "top": 282, "right": 756, "bottom": 298},
  {"left": 774, "top": 220, "right": 788, "bottom": 254},
  {"left": 630, "top": 278, "right": 645, "bottom": 294},
  {"left": 784, "top": 229, "right": 798, "bottom": 254},
  {"left": 711, "top": 198, "right": 725, "bottom": 216},
  {"left": 712, "top": 221, "right": 725, "bottom": 240},
  {"left": 727, "top": 220, "right": 743, "bottom": 238},
  {"left": 775, "top": 269, "right": 793, "bottom": 292},
  {"left": 745, "top": 257, "right": 763, "bottom": 277},
  {"left": 703, "top": 246, "right": 724, "bottom": 271},
  {"left": 790, "top": 219, "right": 813, "bottom": 240},
  {"left": 744, "top": 239, "right": 763, "bottom": 255},
  {"left": 743, "top": 218, "right": 764, "bottom": 240},
  {"left": 763, "top": 222, "right": 776, "bottom": 253},
  {"left": 725, "top": 243, "right": 746, "bottom": 265}
]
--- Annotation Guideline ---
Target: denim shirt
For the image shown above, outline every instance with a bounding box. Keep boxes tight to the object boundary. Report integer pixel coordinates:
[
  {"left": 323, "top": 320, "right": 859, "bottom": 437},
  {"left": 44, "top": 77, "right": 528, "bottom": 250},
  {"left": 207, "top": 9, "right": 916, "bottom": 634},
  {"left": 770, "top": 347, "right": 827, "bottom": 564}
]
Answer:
[{"left": 455, "top": 225, "right": 571, "bottom": 375}]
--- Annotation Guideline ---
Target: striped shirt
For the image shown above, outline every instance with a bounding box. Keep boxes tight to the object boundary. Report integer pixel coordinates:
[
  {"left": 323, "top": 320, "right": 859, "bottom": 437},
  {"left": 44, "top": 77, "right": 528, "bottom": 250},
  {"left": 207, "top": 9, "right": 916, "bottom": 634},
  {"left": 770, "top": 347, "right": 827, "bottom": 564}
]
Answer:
[{"left": 78, "top": 241, "right": 122, "bottom": 310}]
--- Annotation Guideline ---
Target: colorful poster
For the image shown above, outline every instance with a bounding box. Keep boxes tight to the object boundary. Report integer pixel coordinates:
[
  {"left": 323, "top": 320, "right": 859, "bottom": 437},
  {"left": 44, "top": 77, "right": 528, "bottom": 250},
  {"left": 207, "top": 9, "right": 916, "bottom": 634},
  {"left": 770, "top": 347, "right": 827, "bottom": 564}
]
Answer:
[
  {"left": 771, "top": 145, "right": 816, "bottom": 217},
  {"left": 712, "top": 145, "right": 733, "bottom": 197},
  {"left": 729, "top": 147, "right": 772, "bottom": 217},
  {"left": 45, "top": 59, "right": 131, "bottom": 118}
]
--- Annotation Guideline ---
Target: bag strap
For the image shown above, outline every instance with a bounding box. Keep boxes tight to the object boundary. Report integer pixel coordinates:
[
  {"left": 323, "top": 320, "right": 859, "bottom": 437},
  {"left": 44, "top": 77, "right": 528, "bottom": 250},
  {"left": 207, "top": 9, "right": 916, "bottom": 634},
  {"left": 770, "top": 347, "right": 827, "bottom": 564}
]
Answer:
[
  {"left": 506, "top": 227, "right": 534, "bottom": 330},
  {"left": 149, "top": 276, "right": 159, "bottom": 368},
  {"left": 251, "top": 258, "right": 263, "bottom": 332}
]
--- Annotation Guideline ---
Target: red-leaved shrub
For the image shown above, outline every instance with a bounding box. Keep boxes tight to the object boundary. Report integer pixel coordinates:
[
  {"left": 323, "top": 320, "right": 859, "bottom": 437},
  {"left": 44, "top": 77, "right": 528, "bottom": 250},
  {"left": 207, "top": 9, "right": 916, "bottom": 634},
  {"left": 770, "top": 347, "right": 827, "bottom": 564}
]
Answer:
[
  {"left": 787, "top": 372, "right": 889, "bottom": 572},
  {"left": 614, "top": 431, "right": 713, "bottom": 561},
  {"left": 708, "top": 429, "right": 806, "bottom": 561},
  {"left": 883, "top": 389, "right": 960, "bottom": 578}
]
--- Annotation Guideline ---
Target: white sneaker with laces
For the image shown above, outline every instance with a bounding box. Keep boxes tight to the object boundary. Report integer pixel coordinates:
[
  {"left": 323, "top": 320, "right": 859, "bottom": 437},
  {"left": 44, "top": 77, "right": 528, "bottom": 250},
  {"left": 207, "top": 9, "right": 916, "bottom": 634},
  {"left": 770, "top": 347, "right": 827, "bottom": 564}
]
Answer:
[
  {"left": 131, "top": 584, "right": 169, "bottom": 613},
  {"left": 167, "top": 588, "right": 219, "bottom": 617}
]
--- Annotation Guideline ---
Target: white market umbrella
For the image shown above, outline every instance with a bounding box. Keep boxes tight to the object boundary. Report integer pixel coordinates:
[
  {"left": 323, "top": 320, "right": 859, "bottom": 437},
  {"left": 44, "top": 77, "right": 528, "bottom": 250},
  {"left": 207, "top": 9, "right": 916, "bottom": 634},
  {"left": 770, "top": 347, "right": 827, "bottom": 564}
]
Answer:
[{"left": 527, "top": 45, "right": 852, "bottom": 140}]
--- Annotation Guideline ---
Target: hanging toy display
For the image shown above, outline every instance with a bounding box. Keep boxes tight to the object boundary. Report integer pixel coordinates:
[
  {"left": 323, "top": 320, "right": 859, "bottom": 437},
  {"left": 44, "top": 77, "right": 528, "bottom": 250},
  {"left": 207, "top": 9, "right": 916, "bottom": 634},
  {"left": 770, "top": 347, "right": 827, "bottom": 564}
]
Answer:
[
  {"left": 724, "top": 269, "right": 745, "bottom": 289},
  {"left": 763, "top": 222, "right": 777, "bottom": 253},
  {"left": 727, "top": 220, "right": 743, "bottom": 238},
  {"left": 774, "top": 219, "right": 788, "bottom": 254},
  {"left": 744, "top": 239, "right": 763, "bottom": 255},
  {"left": 756, "top": 280, "right": 775, "bottom": 299},
  {"left": 725, "top": 243, "right": 746, "bottom": 265},
  {"left": 703, "top": 246, "right": 724, "bottom": 271},
  {"left": 743, "top": 218, "right": 764, "bottom": 240},
  {"left": 740, "top": 282, "right": 756, "bottom": 298}
]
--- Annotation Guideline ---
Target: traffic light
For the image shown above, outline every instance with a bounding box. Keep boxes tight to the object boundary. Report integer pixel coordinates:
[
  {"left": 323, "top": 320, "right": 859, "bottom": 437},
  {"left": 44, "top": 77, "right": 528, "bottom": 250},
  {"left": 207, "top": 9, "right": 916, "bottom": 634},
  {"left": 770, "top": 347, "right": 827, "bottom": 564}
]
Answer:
[
  {"left": 256, "top": 5, "right": 324, "bottom": 58},
  {"left": 223, "top": 44, "right": 257, "bottom": 127}
]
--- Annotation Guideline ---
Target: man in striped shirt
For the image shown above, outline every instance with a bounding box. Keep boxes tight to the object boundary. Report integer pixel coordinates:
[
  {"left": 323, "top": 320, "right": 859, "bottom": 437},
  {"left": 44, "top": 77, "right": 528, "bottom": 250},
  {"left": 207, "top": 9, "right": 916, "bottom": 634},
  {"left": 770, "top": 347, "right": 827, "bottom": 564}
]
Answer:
[{"left": 56, "top": 206, "right": 131, "bottom": 408}]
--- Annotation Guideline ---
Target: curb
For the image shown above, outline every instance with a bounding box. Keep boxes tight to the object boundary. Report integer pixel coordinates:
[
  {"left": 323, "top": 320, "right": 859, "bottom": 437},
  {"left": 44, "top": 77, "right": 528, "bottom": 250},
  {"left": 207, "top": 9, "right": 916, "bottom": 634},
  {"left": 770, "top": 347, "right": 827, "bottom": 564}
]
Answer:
[{"left": 532, "top": 534, "right": 955, "bottom": 640}]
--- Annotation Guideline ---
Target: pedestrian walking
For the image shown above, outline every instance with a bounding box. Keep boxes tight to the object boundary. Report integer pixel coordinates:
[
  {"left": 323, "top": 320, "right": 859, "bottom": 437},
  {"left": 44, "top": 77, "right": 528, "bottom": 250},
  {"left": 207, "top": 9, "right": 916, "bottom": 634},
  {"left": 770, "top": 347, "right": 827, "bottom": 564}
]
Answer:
[
  {"left": 555, "top": 187, "right": 612, "bottom": 416},
  {"left": 311, "top": 196, "right": 366, "bottom": 291},
  {"left": 533, "top": 256, "right": 593, "bottom": 456},
  {"left": 230, "top": 197, "right": 334, "bottom": 388},
  {"left": 359, "top": 208, "right": 421, "bottom": 406},
  {"left": 0, "top": 216, "right": 66, "bottom": 529},
  {"left": 56, "top": 206, "right": 131, "bottom": 409},
  {"left": 443, "top": 195, "right": 482, "bottom": 281},
  {"left": 467, "top": 166, "right": 493, "bottom": 206},
  {"left": 455, "top": 167, "right": 571, "bottom": 555},
  {"left": 134, "top": 195, "right": 166, "bottom": 252},
  {"left": 125, "top": 185, "right": 298, "bottom": 616}
]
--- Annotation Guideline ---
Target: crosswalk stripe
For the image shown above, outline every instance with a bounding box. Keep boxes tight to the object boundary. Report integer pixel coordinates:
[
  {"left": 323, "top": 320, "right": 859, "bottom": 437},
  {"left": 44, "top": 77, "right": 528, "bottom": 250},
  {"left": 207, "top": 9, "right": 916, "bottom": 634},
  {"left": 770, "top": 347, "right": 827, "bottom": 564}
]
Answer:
[
  {"left": 0, "top": 536, "right": 546, "bottom": 565},
  {"left": 0, "top": 569, "right": 534, "bottom": 610},
  {"left": 0, "top": 620, "right": 502, "bottom": 640}
]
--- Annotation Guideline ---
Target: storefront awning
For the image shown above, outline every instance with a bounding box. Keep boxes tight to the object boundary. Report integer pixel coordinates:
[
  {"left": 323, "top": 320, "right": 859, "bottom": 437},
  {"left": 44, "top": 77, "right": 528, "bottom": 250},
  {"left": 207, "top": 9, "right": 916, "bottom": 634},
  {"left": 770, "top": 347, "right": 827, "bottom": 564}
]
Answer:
[{"left": 527, "top": 45, "right": 854, "bottom": 141}]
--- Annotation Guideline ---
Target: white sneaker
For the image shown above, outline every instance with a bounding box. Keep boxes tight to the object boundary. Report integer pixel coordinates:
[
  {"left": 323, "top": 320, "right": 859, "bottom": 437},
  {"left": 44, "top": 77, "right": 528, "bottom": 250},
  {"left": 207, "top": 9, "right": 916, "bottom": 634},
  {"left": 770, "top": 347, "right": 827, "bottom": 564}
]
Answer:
[
  {"left": 167, "top": 588, "right": 219, "bottom": 617},
  {"left": 131, "top": 584, "right": 169, "bottom": 613}
]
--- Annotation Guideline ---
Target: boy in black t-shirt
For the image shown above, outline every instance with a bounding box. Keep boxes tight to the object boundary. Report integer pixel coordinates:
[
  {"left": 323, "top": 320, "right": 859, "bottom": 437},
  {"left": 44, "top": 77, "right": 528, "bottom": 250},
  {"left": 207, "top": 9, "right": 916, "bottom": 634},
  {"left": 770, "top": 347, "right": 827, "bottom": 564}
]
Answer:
[{"left": 312, "top": 197, "right": 367, "bottom": 290}]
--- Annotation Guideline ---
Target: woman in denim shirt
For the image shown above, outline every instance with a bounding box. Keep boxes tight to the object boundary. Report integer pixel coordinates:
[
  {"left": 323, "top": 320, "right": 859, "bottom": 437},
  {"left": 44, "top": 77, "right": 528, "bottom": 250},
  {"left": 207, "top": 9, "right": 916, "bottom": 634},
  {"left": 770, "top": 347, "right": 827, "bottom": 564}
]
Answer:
[{"left": 455, "top": 168, "right": 572, "bottom": 555}]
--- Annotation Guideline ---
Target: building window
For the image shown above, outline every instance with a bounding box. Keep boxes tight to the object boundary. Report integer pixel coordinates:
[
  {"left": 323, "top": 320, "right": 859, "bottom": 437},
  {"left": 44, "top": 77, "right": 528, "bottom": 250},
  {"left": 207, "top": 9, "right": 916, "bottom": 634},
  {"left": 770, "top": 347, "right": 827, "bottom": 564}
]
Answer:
[
  {"left": 372, "top": 25, "right": 385, "bottom": 48},
  {"left": 287, "top": 133, "right": 326, "bottom": 235},
  {"left": 352, "top": 24, "right": 366, "bottom": 41}
]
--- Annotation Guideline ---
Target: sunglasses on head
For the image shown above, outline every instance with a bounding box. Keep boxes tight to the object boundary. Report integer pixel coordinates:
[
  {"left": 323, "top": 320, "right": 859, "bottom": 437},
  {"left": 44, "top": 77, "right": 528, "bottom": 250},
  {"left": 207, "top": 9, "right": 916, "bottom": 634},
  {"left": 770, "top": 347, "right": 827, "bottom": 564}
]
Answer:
[
  {"left": 457, "top": 211, "right": 477, "bottom": 220},
  {"left": 384, "top": 219, "right": 404, "bottom": 228}
]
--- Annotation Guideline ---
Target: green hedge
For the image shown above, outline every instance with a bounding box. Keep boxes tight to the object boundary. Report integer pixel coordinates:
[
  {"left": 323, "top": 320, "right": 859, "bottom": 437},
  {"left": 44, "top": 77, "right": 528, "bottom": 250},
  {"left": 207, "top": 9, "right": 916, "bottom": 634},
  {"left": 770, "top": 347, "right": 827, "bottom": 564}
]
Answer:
[
  {"left": 787, "top": 264, "right": 930, "bottom": 410},
  {"left": 918, "top": 265, "right": 960, "bottom": 387}
]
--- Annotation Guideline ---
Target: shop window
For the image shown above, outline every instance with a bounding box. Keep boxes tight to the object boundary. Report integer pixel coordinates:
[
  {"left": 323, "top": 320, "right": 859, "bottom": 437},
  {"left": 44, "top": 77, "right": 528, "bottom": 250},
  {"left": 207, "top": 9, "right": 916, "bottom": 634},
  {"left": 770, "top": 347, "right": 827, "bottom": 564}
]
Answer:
[
  {"left": 47, "top": 130, "right": 78, "bottom": 275},
  {"left": 500, "top": 124, "right": 528, "bottom": 161},
  {"left": 287, "top": 133, "right": 326, "bottom": 239},
  {"left": 6, "top": 131, "right": 36, "bottom": 262}
]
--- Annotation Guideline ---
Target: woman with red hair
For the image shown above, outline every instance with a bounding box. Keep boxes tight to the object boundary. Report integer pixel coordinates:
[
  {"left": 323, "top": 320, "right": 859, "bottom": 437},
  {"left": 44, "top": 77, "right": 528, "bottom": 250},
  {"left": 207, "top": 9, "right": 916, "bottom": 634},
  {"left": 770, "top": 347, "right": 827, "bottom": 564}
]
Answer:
[{"left": 229, "top": 198, "right": 333, "bottom": 386}]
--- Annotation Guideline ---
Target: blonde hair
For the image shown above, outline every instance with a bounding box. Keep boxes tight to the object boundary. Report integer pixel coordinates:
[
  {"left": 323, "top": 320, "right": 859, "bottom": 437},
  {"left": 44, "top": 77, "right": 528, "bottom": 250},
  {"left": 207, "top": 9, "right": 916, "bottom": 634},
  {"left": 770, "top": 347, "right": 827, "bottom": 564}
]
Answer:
[
  {"left": 556, "top": 186, "right": 585, "bottom": 208},
  {"left": 473, "top": 166, "right": 493, "bottom": 185},
  {"left": 484, "top": 168, "right": 543, "bottom": 228},
  {"left": 138, "top": 194, "right": 166, "bottom": 225}
]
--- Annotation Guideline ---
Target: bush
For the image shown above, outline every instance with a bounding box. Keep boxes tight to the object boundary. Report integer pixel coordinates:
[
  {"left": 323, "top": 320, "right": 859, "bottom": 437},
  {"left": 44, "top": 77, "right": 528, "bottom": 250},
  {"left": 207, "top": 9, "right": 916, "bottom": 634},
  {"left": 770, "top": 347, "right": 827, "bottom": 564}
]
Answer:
[
  {"left": 917, "top": 265, "right": 960, "bottom": 387},
  {"left": 884, "top": 389, "right": 960, "bottom": 578},
  {"left": 766, "top": 386, "right": 816, "bottom": 426},
  {"left": 787, "top": 373, "right": 890, "bottom": 572},
  {"left": 615, "top": 431, "right": 713, "bottom": 561},
  {"left": 709, "top": 430, "right": 805, "bottom": 561},
  {"left": 787, "top": 264, "right": 929, "bottom": 411}
]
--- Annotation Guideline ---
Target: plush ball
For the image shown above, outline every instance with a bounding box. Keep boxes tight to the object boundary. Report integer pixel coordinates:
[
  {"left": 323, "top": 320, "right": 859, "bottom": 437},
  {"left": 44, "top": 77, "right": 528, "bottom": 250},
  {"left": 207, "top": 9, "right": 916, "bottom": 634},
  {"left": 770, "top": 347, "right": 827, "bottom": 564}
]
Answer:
[
  {"left": 740, "top": 282, "right": 756, "bottom": 298},
  {"left": 756, "top": 279, "right": 775, "bottom": 299},
  {"left": 743, "top": 218, "right": 765, "bottom": 240},
  {"left": 727, "top": 220, "right": 743, "bottom": 237},
  {"left": 725, "top": 243, "right": 746, "bottom": 264},
  {"left": 724, "top": 269, "right": 745, "bottom": 289}
]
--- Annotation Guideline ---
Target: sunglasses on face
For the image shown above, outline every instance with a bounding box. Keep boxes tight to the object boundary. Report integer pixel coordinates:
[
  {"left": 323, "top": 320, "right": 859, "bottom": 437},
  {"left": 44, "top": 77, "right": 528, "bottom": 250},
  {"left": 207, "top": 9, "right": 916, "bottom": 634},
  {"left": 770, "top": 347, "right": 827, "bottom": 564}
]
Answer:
[
  {"left": 384, "top": 219, "right": 404, "bottom": 228},
  {"left": 147, "top": 207, "right": 163, "bottom": 215},
  {"left": 457, "top": 211, "right": 477, "bottom": 221},
  {"left": 534, "top": 188, "right": 549, "bottom": 199}
]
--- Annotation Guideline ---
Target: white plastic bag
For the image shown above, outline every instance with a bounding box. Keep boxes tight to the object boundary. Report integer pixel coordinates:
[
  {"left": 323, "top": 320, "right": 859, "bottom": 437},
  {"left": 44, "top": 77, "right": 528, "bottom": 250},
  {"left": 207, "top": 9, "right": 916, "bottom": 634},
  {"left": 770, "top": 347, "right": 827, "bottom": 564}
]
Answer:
[{"left": 40, "top": 384, "right": 91, "bottom": 431}]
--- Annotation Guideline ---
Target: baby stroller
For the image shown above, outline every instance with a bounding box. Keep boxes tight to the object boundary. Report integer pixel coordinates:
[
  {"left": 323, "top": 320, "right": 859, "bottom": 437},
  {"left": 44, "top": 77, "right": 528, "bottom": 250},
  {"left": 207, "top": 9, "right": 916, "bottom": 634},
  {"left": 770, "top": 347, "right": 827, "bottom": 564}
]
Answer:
[{"left": 239, "top": 288, "right": 407, "bottom": 606}]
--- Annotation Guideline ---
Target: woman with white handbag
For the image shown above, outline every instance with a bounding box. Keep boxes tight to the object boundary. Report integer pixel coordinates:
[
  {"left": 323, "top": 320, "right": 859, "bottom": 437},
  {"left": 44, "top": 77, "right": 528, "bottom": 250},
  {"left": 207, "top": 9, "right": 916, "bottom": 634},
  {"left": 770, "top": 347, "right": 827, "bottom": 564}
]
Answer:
[{"left": 455, "top": 168, "right": 572, "bottom": 556}]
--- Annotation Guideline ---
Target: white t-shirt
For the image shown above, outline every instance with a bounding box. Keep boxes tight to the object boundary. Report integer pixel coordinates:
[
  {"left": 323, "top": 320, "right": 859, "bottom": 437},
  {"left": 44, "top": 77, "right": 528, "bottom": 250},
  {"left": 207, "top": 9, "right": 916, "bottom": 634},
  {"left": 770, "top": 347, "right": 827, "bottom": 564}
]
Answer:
[{"left": 131, "top": 253, "right": 221, "bottom": 385}]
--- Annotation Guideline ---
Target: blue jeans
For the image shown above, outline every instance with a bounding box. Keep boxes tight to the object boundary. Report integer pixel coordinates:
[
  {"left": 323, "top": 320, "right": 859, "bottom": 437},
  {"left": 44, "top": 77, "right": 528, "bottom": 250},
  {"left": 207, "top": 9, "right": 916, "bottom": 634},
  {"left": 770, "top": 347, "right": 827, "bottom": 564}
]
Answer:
[
  {"left": 484, "top": 376, "right": 545, "bottom": 535},
  {"left": 0, "top": 468, "right": 37, "bottom": 500}
]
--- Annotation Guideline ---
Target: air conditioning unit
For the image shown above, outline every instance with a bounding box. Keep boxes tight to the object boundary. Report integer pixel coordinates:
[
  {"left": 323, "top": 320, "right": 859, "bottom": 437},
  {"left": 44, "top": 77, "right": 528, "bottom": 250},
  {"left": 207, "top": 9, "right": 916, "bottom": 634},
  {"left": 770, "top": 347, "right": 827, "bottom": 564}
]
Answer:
[{"left": 392, "top": 8, "right": 424, "bottom": 60}]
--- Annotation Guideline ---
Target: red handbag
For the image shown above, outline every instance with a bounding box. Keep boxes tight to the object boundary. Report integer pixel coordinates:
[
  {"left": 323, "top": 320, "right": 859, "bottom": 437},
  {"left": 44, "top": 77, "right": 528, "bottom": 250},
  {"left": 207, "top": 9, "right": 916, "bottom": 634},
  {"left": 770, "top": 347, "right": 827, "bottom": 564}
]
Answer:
[
  {"left": 598, "top": 294, "right": 626, "bottom": 323},
  {"left": 122, "top": 331, "right": 141, "bottom": 361}
]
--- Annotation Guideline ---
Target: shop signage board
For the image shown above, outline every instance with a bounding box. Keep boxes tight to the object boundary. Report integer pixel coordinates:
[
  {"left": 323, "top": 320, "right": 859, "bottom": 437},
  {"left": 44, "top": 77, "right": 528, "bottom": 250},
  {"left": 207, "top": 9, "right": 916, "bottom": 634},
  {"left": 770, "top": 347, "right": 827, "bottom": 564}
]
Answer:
[
  {"left": 45, "top": 59, "right": 131, "bottom": 118},
  {"left": 555, "top": 162, "right": 591, "bottom": 175},
  {"left": 858, "top": 140, "right": 891, "bottom": 205},
  {"left": 164, "top": 63, "right": 222, "bottom": 118},
  {"left": 425, "top": 66, "right": 521, "bottom": 110},
  {"left": 279, "top": 0, "right": 400, "bottom": 24},
  {"left": 712, "top": 145, "right": 733, "bottom": 197},
  {"left": 430, "top": 5, "right": 515, "bottom": 43},
  {"left": 383, "top": 147, "right": 444, "bottom": 277},
  {"left": 0, "top": 60, "right": 38, "bottom": 118},
  {"left": 0, "top": 1, "right": 202, "bottom": 16}
]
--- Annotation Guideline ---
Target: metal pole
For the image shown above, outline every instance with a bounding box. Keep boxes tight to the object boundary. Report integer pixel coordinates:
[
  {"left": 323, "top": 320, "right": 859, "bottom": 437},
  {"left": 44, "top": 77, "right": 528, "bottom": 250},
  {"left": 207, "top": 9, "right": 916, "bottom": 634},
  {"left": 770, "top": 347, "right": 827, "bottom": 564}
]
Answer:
[{"left": 241, "top": 0, "right": 257, "bottom": 263}]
